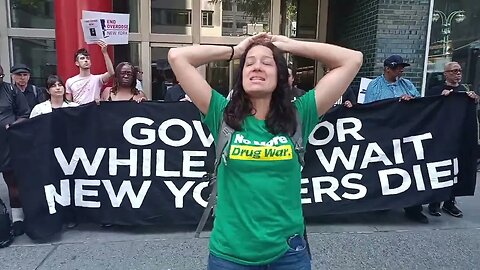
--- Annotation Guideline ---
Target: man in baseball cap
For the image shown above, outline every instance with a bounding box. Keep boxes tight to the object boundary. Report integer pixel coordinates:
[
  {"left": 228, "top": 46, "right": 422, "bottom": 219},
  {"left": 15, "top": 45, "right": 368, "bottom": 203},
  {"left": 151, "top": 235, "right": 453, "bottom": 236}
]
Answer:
[
  {"left": 383, "top": 54, "right": 410, "bottom": 68},
  {"left": 364, "top": 55, "right": 427, "bottom": 224},
  {"left": 364, "top": 55, "right": 419, "bottom": 103}
]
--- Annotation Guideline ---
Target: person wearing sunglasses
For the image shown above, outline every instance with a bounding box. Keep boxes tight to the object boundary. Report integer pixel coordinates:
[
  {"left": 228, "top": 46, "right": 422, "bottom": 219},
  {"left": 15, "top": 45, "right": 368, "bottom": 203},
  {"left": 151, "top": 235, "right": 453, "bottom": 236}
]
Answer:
[
  {"left": 427, "top": 62, "right": 478, "bottom": 218},
  {"left": 428, "top": 62, "right": 478, "bottom": 101},
  {"left": 363, "top": 55, "right": 428, "bottom": 224}
]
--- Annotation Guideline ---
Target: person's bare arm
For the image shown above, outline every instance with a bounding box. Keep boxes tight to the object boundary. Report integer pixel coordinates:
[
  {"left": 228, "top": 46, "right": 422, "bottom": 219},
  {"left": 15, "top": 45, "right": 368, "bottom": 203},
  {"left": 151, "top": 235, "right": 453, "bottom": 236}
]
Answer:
[
  {"left": 98, "top": 40, "right": 115, "bottom": 83},
  {"left": 271, "top": 35, "right": 363, "bottom": 116}
]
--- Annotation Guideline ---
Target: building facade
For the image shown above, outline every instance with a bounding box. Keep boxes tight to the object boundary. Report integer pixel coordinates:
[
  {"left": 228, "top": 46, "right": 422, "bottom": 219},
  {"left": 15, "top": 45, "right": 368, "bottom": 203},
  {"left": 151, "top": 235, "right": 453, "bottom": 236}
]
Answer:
[{"left": 0, "top": 0, "right": 478, "bottom": 99}]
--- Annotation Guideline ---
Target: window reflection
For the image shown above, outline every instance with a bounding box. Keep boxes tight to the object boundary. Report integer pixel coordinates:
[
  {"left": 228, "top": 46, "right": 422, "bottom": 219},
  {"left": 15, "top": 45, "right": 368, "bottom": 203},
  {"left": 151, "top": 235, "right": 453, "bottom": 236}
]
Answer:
[
  {"left": 113, "top": 0, "right": 139, "bottom": 32},
  {"left": 281, "top": 0, "right": 318, "bottom": 39},
  {"left": 427, "top": 0, "right": 480, "bottom": 93},
  {"left": 201, "top": 0, "right": 271, "bottom": 37},
  {"left": 151, "top": 0, "right": 193, "bottom": 34},
  {"left": 11, "top": 38, "right": 56, "bottom": 86},
  {"left": 151, "top": 47, "right": 178, "bottom": 100},
  {"left": 10, "top": 0, "right": 55, "bottom": 29},
  {"left": 114, "top": 42, "right": 140, "bottom": 66},
  {"left": 289, "top": 56, "right": 316, "bottom": 91},
  {"left": 207, "top": 60, "right": 230, "bottom": 96}
]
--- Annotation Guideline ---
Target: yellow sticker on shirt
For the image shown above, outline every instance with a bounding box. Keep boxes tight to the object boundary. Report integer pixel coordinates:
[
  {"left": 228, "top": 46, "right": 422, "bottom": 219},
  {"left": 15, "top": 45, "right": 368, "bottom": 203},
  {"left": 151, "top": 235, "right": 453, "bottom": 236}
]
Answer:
[{"left": 229, "top": 145, "right": 293, "bottom": 161}]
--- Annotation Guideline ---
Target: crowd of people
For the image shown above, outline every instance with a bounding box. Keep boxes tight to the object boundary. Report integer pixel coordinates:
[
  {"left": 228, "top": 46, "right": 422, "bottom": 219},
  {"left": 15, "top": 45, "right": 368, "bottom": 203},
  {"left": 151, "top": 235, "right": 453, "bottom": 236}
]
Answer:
[{"left": 0, "top": 32, "right": 478, "bottom": 268}]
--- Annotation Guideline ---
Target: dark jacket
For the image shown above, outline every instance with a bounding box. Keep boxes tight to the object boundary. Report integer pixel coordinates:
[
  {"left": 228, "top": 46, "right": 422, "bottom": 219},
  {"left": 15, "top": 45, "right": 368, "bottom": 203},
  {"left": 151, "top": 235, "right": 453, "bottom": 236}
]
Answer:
[
  {"left": 0, "top": 82, "right": 31, "bottom": 127},
  {"left": 13, "top": 84, "right": 46, "bottom": 110},
  {"left": 164, "top": 84, "right": 187, "bottom": 102},
  {"left": 342, "top": 87, "right": 357, "bottom": 104},
  {"left": 0, "top": 82, "right": 30, "bottom": 172}
]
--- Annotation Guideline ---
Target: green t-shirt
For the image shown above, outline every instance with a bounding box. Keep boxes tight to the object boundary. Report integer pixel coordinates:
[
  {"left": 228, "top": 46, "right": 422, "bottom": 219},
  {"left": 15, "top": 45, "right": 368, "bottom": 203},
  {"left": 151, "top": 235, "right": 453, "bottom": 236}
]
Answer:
[{"left": 203, "top": 90, "right": 319, "bottom": 265}]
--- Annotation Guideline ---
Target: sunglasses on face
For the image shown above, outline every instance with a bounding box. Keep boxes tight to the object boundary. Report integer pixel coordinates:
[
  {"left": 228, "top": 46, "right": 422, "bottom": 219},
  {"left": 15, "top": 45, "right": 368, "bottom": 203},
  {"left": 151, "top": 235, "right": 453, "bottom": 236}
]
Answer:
[{"left": 447, "top": 69, "right": 462, "bottom": 74}]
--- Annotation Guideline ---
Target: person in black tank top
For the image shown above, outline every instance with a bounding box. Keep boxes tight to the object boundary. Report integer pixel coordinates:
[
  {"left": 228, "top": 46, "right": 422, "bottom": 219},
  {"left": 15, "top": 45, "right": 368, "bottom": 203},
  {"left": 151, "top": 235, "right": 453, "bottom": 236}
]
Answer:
[{"left": 101, "top": 62, "right": 147, "bottom": 102}]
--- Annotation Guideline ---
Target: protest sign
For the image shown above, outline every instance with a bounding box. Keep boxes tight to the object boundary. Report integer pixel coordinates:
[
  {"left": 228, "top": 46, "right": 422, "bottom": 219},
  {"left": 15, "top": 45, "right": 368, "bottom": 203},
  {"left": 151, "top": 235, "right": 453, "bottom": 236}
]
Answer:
[{"left": 81, "top": 11, "right": 129, "bottom": 45}]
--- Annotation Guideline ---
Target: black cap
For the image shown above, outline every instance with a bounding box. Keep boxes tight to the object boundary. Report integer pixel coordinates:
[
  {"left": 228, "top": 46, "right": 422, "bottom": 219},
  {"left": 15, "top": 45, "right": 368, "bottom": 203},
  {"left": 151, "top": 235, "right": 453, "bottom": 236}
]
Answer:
[
  {"left": 383, "top": 55, "right": 410, "bottom": 68},
  {"left": 10, "top": 64, "right": 31, "bottom": 74}
]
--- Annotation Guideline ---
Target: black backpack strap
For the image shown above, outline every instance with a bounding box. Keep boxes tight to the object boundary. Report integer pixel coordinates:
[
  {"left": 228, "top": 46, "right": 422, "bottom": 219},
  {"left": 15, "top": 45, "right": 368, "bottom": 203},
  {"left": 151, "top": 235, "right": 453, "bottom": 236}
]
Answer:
[
  {"left": 195, "top": 119, "right": 234, "bottom": 238},
  {"left": 292, "top": 110, "right": 304, "bottom": 167}
]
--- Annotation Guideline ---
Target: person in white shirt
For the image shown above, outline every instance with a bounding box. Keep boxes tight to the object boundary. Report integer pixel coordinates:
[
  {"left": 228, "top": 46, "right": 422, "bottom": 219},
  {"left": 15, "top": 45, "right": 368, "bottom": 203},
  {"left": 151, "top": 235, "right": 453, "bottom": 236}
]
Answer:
[
  {"left": 30, "top": 75, "right": 79, "bottom": 118},
  {"left": 134, "top": 65, "right": 143, "bottom": 91},
  {"left": 65, "top": 40, "right": 115, "bottom": 104}
]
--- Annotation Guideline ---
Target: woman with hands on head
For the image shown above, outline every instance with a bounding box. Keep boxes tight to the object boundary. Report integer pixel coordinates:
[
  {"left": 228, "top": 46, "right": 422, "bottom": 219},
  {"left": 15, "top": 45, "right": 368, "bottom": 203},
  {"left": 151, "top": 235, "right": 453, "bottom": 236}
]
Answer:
[{"left": 168, "top": 33, "right": 362, "bottom": 269}]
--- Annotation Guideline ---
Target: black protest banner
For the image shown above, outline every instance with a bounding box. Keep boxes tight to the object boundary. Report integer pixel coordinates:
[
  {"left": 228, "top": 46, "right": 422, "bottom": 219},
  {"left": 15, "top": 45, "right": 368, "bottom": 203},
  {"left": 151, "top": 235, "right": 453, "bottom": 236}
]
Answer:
[
  {"left": 301, "top": 93, "right": 477, "bottom": 216},
  {"left": 8, "top": 101, "right": 215, "bottom": 239},
  {"left": 6, "top": 94, "right": 477, "bottom": 239}
]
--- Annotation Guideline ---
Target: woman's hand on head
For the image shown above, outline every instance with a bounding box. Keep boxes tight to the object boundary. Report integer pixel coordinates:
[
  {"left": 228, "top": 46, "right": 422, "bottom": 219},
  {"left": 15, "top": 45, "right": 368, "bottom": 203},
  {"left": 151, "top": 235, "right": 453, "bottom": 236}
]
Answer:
[
  {"left": 233, "top": 32, "right": 271, "bottom": 58},
  {"left": 270, "top": 35, "right": 292, "bottom": 52}
]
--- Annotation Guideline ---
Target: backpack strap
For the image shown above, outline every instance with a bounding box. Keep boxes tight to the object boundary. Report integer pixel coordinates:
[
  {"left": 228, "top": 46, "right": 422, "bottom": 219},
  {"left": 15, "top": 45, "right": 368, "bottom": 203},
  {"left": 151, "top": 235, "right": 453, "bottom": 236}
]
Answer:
[
  {"left": 214, "top": 120, "right": 235, "bottom": 174},
  {"left": 195, "top": 119, "right": 234, "bottom": 238},
  {"left": 32, "top": 85, "right": 37, "bottom": 98},
  {"left": 292, "top": 110, "right": 305, "bottom": 167}
]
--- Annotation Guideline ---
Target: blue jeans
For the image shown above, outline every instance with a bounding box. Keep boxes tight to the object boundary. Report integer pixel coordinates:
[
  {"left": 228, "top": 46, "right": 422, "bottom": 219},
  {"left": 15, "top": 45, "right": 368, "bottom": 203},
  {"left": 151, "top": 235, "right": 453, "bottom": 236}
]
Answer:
[{"left": 207, "top": 234, "right": 311, "bottom": 270}]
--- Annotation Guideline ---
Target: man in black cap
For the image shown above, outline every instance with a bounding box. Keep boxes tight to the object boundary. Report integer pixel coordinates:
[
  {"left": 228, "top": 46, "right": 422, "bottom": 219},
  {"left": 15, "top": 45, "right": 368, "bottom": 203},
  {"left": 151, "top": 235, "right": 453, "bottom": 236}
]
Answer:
[
  {"left": 0, "top": 64, "right": 31, "bottom": 236},
  {"left": 364, "top": 55, "right": 419, "bottom": 103},
  {"left": 10, "top": 64, "right": 45, "bottom": 110},
  {"left": 363, "top": 55, "right": 428, "bottom": 224}
]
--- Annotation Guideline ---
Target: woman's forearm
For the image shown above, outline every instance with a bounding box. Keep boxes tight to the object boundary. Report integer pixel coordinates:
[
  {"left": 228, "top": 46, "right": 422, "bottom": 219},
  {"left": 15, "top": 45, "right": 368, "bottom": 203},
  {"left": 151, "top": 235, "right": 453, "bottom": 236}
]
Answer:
[
  {"left": 168, "top": 45, "right": 233, "bottom": 68},
  {"left": 284, "top": 40, "right": 363, "bottom": 69}
]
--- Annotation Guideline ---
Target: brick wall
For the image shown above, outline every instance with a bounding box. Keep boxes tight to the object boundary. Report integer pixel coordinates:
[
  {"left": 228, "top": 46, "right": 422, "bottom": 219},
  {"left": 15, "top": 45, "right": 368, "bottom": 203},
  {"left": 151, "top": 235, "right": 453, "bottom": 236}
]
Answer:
[
  {"left": 327, "top": 0, "right": 380, "bottom": 82},
  {"left": 328, "top": 0, "right": 431, "bottom": 90},
  {"left": 376, "top": 0, "right": 430, "bottom": 89}
]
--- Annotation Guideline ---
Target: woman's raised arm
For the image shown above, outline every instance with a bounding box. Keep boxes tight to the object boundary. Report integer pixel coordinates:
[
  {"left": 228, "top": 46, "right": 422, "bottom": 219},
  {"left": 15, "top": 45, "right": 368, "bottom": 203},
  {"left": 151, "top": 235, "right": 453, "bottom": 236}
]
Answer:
[{"left": 272, "top": 35, "right": 363, "bottom": 116}]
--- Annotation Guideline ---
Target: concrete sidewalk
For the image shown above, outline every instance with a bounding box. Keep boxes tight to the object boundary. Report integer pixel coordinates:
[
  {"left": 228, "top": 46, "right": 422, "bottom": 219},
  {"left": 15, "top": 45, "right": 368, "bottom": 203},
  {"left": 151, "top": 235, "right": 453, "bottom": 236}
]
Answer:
[{"left": 1, "top": 176, "right": 479, "bottom": 270}]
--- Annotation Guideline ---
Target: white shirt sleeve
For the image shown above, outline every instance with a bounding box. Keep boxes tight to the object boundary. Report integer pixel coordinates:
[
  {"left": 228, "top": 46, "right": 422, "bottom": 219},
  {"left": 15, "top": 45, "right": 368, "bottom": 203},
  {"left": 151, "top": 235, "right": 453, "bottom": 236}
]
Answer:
[
  {"left": 65, "top": 78, "right": 72, "bottom": 94},
  {"left": 136, "top": 80, "right": 143, "bottom": 91},
  {"left": 30, "top": 104, "right": 42, "bottom": 118}
]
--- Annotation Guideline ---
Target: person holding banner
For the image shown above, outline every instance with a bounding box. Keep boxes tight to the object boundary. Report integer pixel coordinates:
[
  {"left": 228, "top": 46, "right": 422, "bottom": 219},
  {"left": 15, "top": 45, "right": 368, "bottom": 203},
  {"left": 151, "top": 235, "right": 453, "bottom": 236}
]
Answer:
[
  {"left": 0, "top": 65, "right": 31, "bottom": 236},
  {"left": 101, "top": 62, "right": 146, "bottom": 102},
  {"left": 427, "top": 62, "right": 479, "bottom": 218},
  {"left": 363, "top": 55, "right": 428, "bottom": 224},
  {"left": 364, "top": 55, "right": 419, "bottom": 103},
  {"left": 65, "top": 41, "right": 115, "bottom": 105},
  {"left": 29, "top": 75, "right": 79, "bottom": 229},
  {"left": 169, "top": 33, "right": 363, "bottom": 269}
]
